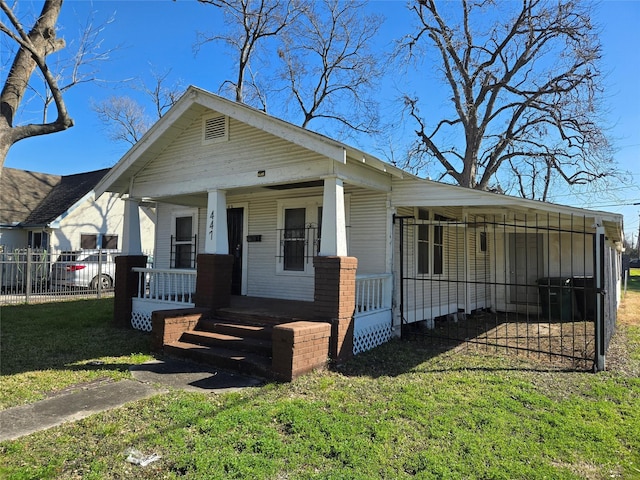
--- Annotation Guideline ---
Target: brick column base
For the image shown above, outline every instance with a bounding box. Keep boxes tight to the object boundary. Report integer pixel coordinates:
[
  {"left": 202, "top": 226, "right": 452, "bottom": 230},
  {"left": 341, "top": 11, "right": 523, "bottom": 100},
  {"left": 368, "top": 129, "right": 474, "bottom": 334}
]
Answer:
[
  {"left": 114, "top": 255, "right": 147, "bottom": 328},
  {"left": 313, "top": 256, "right": 358, "bottom": 363},
  {"left": 194, "top": 254, "right": 234, "bottom": 311},
  {"left": 272, "top": 321, "right": 332, "bottom": 381},
  {"left": 150, "top": 308, "right": 208, "bottom": 352}
]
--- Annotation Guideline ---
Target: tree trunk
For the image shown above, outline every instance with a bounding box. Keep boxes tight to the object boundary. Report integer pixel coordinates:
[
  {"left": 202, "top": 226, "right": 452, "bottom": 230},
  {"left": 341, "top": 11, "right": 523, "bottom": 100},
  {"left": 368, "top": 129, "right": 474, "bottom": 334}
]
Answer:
[{"left": 0, "top": 0, "right": 70, "bottom": 173}]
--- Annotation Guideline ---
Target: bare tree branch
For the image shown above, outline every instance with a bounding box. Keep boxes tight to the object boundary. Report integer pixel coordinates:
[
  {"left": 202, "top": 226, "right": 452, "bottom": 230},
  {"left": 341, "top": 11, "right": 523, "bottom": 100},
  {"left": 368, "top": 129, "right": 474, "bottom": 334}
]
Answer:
[
  {"left": 92, "top": 96, "right": 149, "bottom": 147},
  {"left": 277, "top": 0, "right": 383, "bottom": 136},
  {"left": 400, "top": 0, "right": 617, "bottom": 200},
  {"left": 195, "top": 0, "right": 303, "bottom": 104},
  {"left": 92, "top": 70, "right": 184, "bottom": 148},
  {"left": 0, "top": 0, "right": 111, "bottom": 173}
]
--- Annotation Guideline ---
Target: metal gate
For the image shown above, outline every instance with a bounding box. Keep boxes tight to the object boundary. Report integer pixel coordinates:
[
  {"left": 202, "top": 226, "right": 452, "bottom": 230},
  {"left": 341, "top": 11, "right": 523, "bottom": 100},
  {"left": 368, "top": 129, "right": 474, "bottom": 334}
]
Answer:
[{"left": 397, "top": 212, "right": 612, "bottom": 371}]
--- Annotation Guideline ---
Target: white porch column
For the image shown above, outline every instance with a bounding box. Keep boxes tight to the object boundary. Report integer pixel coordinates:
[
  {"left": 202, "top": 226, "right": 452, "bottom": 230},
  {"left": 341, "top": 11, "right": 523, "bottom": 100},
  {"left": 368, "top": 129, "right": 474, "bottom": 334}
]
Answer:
[
  {"left": 319, "top": 176, "right": 347, "bottom": 256},
  {"left": 205, "top": 189, "right": 229, "bottom": 254},
  {"left": 122, "top": 197, "right": 142, "bottom": 255}
]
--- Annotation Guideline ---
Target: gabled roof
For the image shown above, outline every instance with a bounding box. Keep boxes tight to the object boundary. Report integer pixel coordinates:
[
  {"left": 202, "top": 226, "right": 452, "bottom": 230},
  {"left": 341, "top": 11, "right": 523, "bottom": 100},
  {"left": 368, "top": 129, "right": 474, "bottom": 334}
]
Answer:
[
  {"left": 93, "top": 86, "right": 623, "bottom": 244},
  {"left": 0, "top": 168, "right": 61, "bottom": 225},
  {"left": 95, "top": 86, "right": 405, "bottom": 197},
  {"left": 0, "top": 167, "right": 110, "bottom": 228}
]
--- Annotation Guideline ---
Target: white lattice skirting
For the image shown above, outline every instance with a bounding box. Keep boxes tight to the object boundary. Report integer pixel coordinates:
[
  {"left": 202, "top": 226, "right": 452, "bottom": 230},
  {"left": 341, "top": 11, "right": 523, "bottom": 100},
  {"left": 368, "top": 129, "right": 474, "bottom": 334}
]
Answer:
[
  {"left": 131, "top": 298, "right": 195, "bottom": 333},
  {"left": 131, "top": 309, "right": 153, "bottom": 332},
  {"left": 353, "top": 310, "right": 393, "bottom": 355}
]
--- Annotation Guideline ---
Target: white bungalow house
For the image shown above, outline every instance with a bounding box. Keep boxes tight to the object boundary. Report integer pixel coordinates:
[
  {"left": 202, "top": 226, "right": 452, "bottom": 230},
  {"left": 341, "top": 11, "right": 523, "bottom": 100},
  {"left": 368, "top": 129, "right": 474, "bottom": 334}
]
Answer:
[{"left": 95, "top": 86, "right": 624, "bottom": 378}]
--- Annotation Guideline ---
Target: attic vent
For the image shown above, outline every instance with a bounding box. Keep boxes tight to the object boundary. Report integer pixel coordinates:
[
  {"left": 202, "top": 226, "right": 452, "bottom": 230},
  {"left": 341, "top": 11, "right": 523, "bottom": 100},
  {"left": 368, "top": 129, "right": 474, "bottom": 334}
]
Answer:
[{"left": 202, "top": 114, "right": 228, "bottom": 144}]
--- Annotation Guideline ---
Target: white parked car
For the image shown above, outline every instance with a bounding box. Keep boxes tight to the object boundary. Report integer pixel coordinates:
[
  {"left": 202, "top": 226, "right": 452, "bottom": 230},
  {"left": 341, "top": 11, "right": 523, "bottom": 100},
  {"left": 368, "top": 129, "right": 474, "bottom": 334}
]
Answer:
[{"left": 50, "top": 250, "right": 118, "bottom": 290}]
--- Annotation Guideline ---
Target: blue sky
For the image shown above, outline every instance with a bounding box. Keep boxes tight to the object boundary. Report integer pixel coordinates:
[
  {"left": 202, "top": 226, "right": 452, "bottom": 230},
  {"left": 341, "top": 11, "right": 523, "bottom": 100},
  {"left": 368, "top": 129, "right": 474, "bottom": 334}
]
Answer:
[{"left": 3, "top": 0, "right": 639, "bottom": 242}]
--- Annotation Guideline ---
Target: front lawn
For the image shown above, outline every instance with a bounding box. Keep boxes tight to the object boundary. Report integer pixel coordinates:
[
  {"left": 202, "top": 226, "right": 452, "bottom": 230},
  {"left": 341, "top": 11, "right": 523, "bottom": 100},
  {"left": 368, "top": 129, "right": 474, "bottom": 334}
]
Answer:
[
  {"left": 0, "top": 299, "right": 154, "bottom": 409},
  {"left": 1, "top": 296, "right": 639, "bottom": 479}
]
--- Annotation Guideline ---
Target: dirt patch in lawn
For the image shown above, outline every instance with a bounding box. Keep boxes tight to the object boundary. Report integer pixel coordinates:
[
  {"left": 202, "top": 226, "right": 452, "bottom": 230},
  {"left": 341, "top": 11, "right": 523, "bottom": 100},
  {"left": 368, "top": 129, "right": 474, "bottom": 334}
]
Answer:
[
  {"left": 618, "top": 291, "right": 640, "bottom": 327},
  {"left": 408, "top": 296, "right": 640, "bottom": 374},
  {"left": 407, "top": 311, "right": 596, "bottom": 371},
  {"left": 604, "top": 291, "right": 640, "bottom": 376}
]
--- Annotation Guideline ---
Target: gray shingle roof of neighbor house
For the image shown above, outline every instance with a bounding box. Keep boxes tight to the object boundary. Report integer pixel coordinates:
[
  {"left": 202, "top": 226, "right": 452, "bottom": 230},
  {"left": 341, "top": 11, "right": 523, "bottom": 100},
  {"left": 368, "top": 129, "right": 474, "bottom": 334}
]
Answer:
[
  {"left": 0, "top": 167, "right": 111, "bottom": 227},
  {"left": 0, "top": 168, "right": 61, "bottom": 225}
]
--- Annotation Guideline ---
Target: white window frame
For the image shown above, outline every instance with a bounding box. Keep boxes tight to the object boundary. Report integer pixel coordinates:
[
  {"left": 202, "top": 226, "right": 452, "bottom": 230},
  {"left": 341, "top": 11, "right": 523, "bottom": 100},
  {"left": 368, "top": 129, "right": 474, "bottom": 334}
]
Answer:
[
  {"left": 276, "top": 196, "right": 350, "bottom": 276},
  {"left": 171, "top": 208, "right": 198, "bottom": 269},
  {"left": 415, "top": 207, "right": 446, "bottom": 277}
]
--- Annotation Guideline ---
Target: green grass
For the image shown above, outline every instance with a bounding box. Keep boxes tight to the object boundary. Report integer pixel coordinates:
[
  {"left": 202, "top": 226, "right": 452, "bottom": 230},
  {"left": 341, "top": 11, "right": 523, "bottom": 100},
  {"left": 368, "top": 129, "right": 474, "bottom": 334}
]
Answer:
[
  {"left": 0, "top": 299, "right": 154, "bottom": 409},
  {"left": 627, "top": 268, "right": 640, "bottom": 293},
  {"left": 1, "top": 297, "right": 639, "bottom": 479}
]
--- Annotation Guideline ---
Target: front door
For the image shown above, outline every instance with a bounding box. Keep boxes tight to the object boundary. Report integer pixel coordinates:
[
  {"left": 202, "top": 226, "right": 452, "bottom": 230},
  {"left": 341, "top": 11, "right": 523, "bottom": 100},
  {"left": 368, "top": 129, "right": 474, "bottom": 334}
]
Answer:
[
  {"left": 509, "top": 233, "right": 543, "bottom": 304},
  {"left": 227, "top": 207, "right": 244, "bottom": 295}
]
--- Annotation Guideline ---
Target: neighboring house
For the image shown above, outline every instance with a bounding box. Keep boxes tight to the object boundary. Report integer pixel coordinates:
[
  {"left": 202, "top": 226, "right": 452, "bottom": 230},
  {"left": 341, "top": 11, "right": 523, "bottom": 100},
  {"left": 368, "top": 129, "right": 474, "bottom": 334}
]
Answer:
[
  {"left": 96, "top": 86, "right": 624, "bottom": 378},
  {"left": 0, "top": 167, "right": 156, "bottom": 253}
]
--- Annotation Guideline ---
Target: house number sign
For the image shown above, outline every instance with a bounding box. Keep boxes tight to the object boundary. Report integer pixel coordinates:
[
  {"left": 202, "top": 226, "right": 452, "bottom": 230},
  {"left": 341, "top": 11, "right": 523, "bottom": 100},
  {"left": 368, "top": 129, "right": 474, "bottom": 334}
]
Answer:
[{"left": 209, "top": 210, "right": 215, "bottom": 240}]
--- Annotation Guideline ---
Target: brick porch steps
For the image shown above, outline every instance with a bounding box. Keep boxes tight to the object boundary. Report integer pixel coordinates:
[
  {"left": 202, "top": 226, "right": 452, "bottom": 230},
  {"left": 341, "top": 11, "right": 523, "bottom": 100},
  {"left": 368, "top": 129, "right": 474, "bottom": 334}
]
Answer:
[
  {"left": 164, "top": 341, "right": 272, "bottom": 378},
  {"left": 157, "top": 295, "right": 335, "bottom": 381},
  {"left": 164, "top": 312, "right": 280, "bottom": 379},
  {"left": 180, "top": 330, "right": 272, "bottom": 356},
  {"left": 197, "top": 319, "right": 273, "bottom": 340}
]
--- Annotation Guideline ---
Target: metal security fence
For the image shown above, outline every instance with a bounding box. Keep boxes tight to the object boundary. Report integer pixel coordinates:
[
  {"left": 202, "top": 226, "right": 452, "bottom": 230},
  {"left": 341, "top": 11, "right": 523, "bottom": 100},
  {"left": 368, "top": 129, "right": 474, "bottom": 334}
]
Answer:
[
  {"left": 0, "top": 247, "right": 153, "bottom": 305},
  {"left": 396, "top": 212, "right": 616, "bottom": 371}
]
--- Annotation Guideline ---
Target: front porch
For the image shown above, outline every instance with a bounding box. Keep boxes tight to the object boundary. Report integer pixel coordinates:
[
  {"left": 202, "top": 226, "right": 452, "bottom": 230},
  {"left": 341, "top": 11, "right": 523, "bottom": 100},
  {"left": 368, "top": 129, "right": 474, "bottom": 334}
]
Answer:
[{"left": 117, "top": 256, "right": 393, "bottom": 380}]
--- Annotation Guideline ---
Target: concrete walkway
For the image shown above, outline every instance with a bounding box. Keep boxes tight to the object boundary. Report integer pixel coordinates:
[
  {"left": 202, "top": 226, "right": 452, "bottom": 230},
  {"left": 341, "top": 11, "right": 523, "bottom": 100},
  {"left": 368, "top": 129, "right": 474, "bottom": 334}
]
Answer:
[{"left": 0, "top": 358, "right": 263, "bottom": 442}]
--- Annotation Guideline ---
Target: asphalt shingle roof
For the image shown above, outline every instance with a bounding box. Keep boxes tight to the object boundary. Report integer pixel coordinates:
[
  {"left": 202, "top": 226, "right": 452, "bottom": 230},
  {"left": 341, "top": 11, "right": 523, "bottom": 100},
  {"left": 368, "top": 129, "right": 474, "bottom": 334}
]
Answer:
[
  {"left": 0, "top": 168, "right": 111, "bottom": 227},
  {"left": 0, "top": 168, "right": 61, "bottom": 225}
]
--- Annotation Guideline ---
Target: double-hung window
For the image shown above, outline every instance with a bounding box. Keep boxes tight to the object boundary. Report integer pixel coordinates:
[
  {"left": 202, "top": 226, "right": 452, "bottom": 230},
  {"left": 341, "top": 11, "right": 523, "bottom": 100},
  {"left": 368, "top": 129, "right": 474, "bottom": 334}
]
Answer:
[
  {"left": 172, "top": 212, "right": 197, "bottom": 269},
  {"left": 416, "top": 208, "right": 445, "bottom": 276},
  {"left": 283, "top": 208, "right": 307, "bottom": 271},
  {"left": 277, "top": 197, "right": 349, "bottom": 274},
  {"left": 277, "top": 197, "right": 342, "bottom": 275}
]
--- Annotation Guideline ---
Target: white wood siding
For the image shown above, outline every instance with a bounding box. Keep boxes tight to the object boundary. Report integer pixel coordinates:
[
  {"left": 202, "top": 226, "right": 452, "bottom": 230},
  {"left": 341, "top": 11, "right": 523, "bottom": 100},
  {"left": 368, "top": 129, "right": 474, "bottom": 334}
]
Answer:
[
  {"left": 155, "top": 204, "right": 173, "bottom": 269},
  {"left": 347, "top": 187, "right": 387, "bottom": 274},
  {"left": 132, "top": 115, "right": 333, "bottom": 198}
]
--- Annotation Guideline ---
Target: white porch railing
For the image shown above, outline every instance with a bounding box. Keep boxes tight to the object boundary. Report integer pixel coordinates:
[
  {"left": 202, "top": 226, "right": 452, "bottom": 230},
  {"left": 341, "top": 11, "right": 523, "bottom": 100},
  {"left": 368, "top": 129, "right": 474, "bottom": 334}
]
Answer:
[
  {"left": 133, "top": 267, "right": 197, "bottom": 303},
  {"left": 354, "top": 273, "right": 393, "bottom": 354},
  {"left": 131, "top": 267, "right": 197, "bottom": 331}
]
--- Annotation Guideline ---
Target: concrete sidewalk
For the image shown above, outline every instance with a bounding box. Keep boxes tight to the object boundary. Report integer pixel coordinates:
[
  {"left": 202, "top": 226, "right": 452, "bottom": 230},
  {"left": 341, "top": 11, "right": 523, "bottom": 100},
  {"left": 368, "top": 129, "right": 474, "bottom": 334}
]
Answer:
[{"left": 0, "top": 358, "right": 263, "bottom": 442}]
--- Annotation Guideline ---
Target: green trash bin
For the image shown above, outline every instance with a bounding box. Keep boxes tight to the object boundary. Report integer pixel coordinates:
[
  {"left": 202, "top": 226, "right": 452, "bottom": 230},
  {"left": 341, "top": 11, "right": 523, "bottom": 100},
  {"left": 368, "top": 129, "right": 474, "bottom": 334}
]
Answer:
[{"left": 537, "top": 277, "right": 574, "bottom": 322}]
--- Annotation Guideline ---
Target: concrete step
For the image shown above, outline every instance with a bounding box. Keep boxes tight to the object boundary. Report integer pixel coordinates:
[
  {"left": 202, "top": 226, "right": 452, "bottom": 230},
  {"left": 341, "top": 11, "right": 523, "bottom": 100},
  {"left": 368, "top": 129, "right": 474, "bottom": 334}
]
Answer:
[
  {"left": 180, "top": 330, "right": 272, "bottom": 357},
  {"left": 164, "top": 341, "right": 272, "bottom": 379}
]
